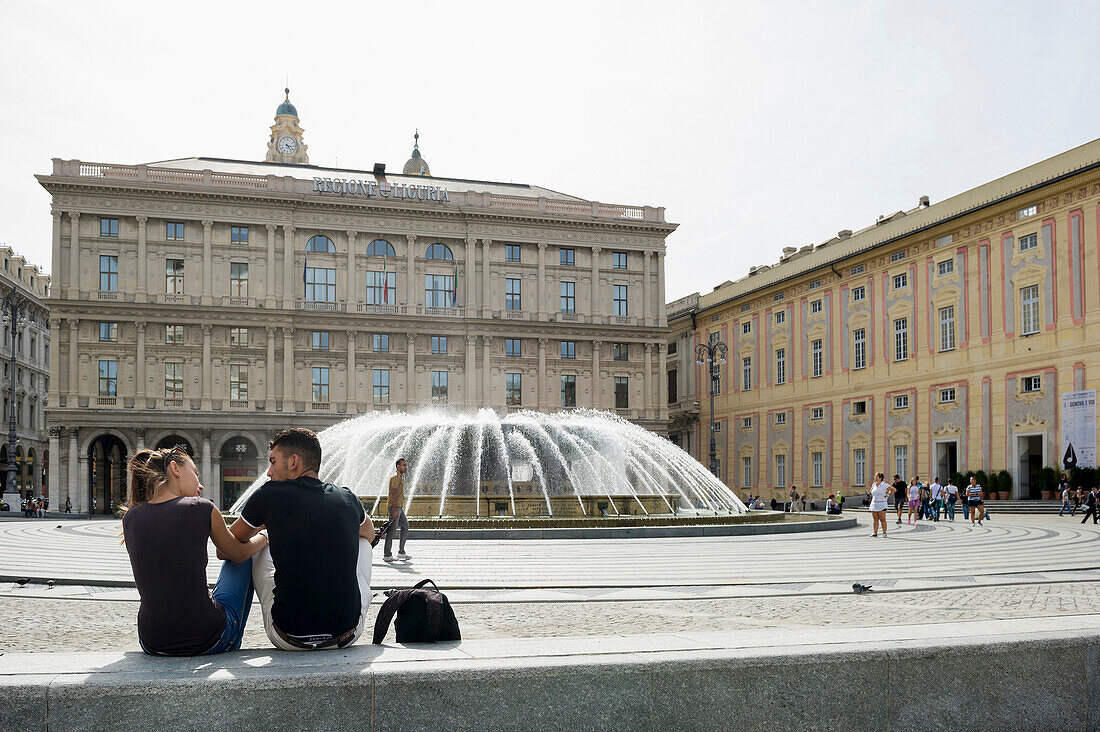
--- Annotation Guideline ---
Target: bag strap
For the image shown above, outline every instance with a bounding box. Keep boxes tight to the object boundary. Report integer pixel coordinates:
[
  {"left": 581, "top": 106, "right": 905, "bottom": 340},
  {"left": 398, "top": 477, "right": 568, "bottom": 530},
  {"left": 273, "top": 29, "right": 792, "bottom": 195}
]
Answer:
[
  {"left": 372, "top": 589, "right": 413, "bottom": 644},
  {"left": 423, "top": 591, "right": 443, "bottom": 642},
  {"left": 412, "top": 579, "right": 440, "bottom": 593}
]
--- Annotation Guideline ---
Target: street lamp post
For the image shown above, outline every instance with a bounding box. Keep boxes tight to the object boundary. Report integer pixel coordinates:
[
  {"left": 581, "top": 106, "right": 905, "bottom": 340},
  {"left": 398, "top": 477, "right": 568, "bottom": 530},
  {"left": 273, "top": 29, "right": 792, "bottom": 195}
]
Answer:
[
  {"left": 1, "top": 286, "right": 27, "bottom": 500},
  {"left": 695, "top": 339, "right": 727, "bottom": 478}
]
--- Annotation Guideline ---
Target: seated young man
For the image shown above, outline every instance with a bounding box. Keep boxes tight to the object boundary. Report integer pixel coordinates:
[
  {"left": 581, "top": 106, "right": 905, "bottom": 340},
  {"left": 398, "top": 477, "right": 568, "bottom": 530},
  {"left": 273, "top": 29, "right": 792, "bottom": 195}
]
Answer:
[{"left": 230, "top": 428, "right": 375, "bottom": 650}]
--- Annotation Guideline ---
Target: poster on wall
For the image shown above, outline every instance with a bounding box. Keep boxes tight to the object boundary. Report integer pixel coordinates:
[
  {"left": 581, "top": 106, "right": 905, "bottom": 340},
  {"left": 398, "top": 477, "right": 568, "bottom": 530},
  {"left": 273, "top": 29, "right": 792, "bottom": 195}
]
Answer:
[{"left": 1061, "top": 389, "right": 1097, "bottom": 469}]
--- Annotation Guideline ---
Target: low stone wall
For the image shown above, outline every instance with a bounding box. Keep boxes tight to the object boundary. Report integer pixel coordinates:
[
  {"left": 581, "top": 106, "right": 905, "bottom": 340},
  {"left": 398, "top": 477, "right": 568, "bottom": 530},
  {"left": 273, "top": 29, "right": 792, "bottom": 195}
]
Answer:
[{"left": 3, "top": 624, "right": 1096, "bottom": 730}]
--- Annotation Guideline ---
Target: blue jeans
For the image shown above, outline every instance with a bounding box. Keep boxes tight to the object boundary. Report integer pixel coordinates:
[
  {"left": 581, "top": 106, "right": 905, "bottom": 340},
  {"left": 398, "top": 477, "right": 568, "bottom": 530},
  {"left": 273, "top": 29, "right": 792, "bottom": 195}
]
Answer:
[
  {"left": 204, "top": 557, "right": 255, "bottom": 653},
  {"left": 1059, "top": 500, "right": 1071, "bottom": 516}
]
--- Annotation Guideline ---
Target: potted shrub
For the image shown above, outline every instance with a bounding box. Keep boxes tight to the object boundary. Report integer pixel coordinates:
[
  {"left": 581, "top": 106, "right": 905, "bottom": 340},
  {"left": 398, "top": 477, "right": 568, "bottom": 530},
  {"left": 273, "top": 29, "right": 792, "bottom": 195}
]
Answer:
[
  {"left": 986, "top": 471, "right": 1000, "bottom": 500},
  {"left": 1040, "top": 467, "right": 1057, "bottom": 501},
  {"left": 996, "top": 470, "right": 1013, "bottom": 500}
]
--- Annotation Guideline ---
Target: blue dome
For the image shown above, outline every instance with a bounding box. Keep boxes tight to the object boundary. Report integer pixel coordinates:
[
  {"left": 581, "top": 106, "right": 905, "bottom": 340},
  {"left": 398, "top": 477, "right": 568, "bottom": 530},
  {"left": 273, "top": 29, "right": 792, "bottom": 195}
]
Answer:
[{"left": 276, "top": 88, "right": 298, "bottom": 118}]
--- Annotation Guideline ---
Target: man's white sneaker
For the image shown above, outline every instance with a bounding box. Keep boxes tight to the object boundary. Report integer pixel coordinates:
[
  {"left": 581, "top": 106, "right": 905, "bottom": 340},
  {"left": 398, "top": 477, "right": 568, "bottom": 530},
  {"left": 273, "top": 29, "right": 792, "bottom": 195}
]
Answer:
[
  {"left": 383, "top": 555, "right": 395, "bottom": 562},
  {"left": 397, "top": 552, "right": 411, "bottom": 560}
]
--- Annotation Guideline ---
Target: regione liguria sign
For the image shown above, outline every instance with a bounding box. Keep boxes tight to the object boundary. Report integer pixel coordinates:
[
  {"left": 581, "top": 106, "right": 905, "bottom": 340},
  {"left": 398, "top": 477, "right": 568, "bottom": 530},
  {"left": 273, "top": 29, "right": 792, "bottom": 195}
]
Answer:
[
  {"left": 313, "top": 177, "right": 450, "bottom": 202},
  {"left": 1060, "top": 389, "right": 1097, "bottom": 469}
]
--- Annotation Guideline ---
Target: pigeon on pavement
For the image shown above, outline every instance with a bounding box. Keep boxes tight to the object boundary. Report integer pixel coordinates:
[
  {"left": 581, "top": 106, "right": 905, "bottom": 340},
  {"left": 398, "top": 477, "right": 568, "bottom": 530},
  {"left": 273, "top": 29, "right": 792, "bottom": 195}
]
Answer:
[{"left": 852, "top": 583, "right": 874, "bottom": 595}]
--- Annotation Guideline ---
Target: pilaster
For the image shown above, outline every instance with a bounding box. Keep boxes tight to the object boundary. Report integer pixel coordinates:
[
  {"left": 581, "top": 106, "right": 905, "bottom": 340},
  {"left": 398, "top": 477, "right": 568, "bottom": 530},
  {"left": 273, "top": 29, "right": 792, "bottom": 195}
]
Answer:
[{"left": 136, "top": 216, "right": 148, "bottom": 302}]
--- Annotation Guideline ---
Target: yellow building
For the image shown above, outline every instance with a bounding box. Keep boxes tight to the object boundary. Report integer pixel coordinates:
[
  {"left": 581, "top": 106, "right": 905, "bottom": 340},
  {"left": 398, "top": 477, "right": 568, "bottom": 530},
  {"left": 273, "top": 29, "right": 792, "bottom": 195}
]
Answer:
[{"left": 668, "top": 138, "right": 1100, "bottom": 502}]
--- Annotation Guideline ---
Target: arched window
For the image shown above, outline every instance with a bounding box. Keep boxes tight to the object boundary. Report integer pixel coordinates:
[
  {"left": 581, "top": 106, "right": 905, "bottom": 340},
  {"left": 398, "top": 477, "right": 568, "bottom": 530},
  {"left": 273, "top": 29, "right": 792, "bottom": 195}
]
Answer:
[
  {"left": 425, "top": 243, "right": 453, "bottom": 260},
  {"left": 366, "top": 239, "right": 396, "bottom": 257},
  {"left": 306, "top": 235, "right": 336, "bottom": 253}
]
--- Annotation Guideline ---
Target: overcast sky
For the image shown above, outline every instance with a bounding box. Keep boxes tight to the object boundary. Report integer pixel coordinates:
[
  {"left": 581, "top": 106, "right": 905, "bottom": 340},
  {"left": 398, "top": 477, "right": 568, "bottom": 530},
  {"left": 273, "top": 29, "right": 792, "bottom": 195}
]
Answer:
[{"left": 3, "top": 1, "right": 1099, "bottom": 300}]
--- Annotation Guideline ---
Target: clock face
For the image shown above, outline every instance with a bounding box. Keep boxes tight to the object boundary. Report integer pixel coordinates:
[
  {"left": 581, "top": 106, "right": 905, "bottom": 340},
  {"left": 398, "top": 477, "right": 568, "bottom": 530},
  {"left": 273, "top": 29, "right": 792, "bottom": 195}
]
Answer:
[{"left": 278, "top": 136, "right": 297, "bottom": 154}]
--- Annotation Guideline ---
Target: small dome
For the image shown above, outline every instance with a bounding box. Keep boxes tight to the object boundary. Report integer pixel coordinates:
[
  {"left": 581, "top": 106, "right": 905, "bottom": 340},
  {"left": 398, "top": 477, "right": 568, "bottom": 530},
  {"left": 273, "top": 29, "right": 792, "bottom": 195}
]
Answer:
[
  {"left": 276, "top": 88, "right": 298, "bottom": 118},
  {"left": 402, "top": 130, "right": 431, "bottom": 176}
]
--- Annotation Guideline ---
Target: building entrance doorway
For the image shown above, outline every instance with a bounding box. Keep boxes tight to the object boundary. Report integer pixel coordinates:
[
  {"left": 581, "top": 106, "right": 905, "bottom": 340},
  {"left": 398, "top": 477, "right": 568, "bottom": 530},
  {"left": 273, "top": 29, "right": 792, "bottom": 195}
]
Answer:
[
  {"left": 1017, "top": 434, "right": 1045, "bottom": 499},
  {"left": 220, "top": 437, "right": 259, "bottom": 510},
  {"left": 935, "top": 440, "right": 958, "bottom": 484},
  {"left": 88, "top": 435, "right": 127, "bottom": 515}
]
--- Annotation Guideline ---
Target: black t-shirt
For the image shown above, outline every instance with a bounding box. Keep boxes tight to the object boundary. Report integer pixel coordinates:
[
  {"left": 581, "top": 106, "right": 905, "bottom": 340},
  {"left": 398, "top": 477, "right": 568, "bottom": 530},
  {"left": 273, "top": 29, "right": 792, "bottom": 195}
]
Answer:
[
  {"left": 241, "top": 477, "right": 366, "bottom": 637},
  {"left": 893, "top": 481, "right": 908, "bottom": 505}
]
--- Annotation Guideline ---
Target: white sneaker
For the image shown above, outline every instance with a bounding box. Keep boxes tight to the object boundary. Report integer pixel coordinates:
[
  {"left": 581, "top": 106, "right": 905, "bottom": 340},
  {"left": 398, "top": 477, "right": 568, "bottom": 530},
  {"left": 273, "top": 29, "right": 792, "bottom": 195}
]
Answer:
[
  {"left": 397, "top": 551, "right": 411, "bottom": 560},
  {"left": 383, "top": 555, "right": 395, "bottom": 562}
]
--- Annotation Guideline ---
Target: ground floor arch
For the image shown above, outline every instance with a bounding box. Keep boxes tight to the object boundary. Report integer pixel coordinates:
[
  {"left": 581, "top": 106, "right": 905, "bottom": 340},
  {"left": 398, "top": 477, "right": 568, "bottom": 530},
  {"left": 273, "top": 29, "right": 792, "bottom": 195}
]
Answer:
[
  {"left": 88, "top": 434, "right": 128, "bottom": 515},
  {"left": 219, "top": 435, "right": 261, "bottom": 510}
]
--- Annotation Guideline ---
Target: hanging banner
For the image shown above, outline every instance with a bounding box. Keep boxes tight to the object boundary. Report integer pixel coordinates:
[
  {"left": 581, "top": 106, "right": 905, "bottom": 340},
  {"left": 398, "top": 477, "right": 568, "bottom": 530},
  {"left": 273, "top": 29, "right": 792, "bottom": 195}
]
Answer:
[{"left": 1061, "top": 389, "right": 1097, "bottom": 469}]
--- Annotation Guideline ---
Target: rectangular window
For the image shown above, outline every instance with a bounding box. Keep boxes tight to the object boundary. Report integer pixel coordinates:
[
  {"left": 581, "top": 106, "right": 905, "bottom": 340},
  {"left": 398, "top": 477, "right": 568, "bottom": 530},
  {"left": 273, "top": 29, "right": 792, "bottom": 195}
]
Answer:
[
  {"left": 710, "top": 371, "right": 721, "bottom": 396},
  {"left": 99, "top": 255, "right": 118, "bottom": 292},
  {"left": 667, "top": 369, "right": 677, "bottom": 404},
  {"left": 373, "top": 369, "right": 390, "bottom": 405},
  {"left": 560, "top": 281, "right": 575, "bottom": 313},
  {"left": 98, "top": 359, "right": 117, "bottom": 397},
  {"left": 612, "top": 251, "right": 627, "bottom": 269},
  {"left": 892, "top": 272, "right": 908, "bottom": 290},
  {"left": 811, "top": 299, "right": 822, "bottom": 314},
  {"left": 373, "top": 334, "right": 389, "bottom": 352},
  {"left": 1019, "top": 233, "right": 1038, "bottom": 252},
  {"left": 231, "top": 225, "right": 249, "bottom": 244},
  {"left": 773, "top": 292, "right": 785, "bottom": 302},
  {"left": 561, "top": 374, "right": 576, "bottom": 407},
  {"left": 99, "top": 322, "right": 117, "bottom": 342},
  {"left": 230, "top": 364, "right": 248, "bottom": 400},
  {"left": 742, "top": 357, "right": 752, "bottom": 391},
  {"left": 812, "top": 452, "right": 823, "bottom": 487},
  {"left": 164, "top": 362, "right": 183, "bottom": 399},
  {"left": 1021, "top": 284, "right": 1040, "bottom": 335},
  {"left": 811, "top": 339, "right": 823, "bottom": 378},
  {"left": 423, "top": 274, "right": 456, "bottom": 308},
  {"left": 305, "top": 267, "right": 337, "bottom": 302},
  {"left": 505, "top": 338, "right": 522, "bottom": 357},
  {"left": 808, "top": 279, "right": 821, "bottom": 290},
  {"left": 1022, "top": 375, "right": 1042, "bottom": 393},
  {"left": 166, "top": 259, "right": 184, "bottom": 294},
  {"left": 741, "top": 416, "right": 752, "bottom": 429},
  {"left": 667, "top": 341, "right": 677, "bottom": 356},
  {"left": 775, "top": 412, "right": 786, "bottom": 426},
  {"left": 614, "top": 376, "right": 629, "bottom": 409},
  {"left": 312, "top": 367, "right": 330, "bottom": 403},
  {"left": 99, "top": 217, "right": 119, "bottom": 237},
  {"left": 230, "top": 262, "right": 249, "bottom": 297},
  {"left": 613, "top": 343, "right": 628, "bottom": 361},
  {"left": 166, "top": 221, "right": 185, "bottom": 241},
  {"left": 505, "top": 278, "right": 522, "bottom": 310},
  {"left": 431, "top": 336, "right": 448, "bottom": 355},
  {"left": 560, "top": 248, "right": 575, "bottom": 266},
  {"left": 811, "top": 406, "right": 824, "bottom": 420},
  {"left": 853, "top": 448, "right": 866, "bottom": 487},
  {"left": 165, "top": 325, "right": 183, "bottom": 343},
  {"left": 775, "top": 348, "right": 786, "bottom": 385},
  {"left": 937, "top": 259, "right": 954, "bottom": 276},
  {"left": 743, "top": 456, "right": 752, "bottom": 489},
  {"left": 1018, "top": 205, "right": 1038, "bottom": 220},
  {"left": 311, "top": 331, "right": 329, "bottom": 350},
  {"left": 849, "top": 264, "right": 865, "bottom": 276},
  {"left": 776, "top": 454, "right": 786, "bottom": 487},
  {"left": 894, "top": 394, "right": 910, "bottom": 409},
  {"left": 613, "top": 285, "right": 628, "bottom": 316},
  {"left": 740, "top": 304, "right": 750, "bottom": 314},
  {"left": 936, "top": 234, "right": 954, "bottom": 248},
  {"left": 230, "top": 327, "right": 248, "bottom": 347},
  {"left": 894, "top": 318, "right": 908, "bottom": 361},
  {"left": 939, "top": 305, "right": 956, "bottom": 351},
  {"left": 895, "top": 445, "right": 909, "bottom": 480},
  {"left": 890, "top": 250, "right": 907, "bottom": 263},
  {"left": 560, "top": 341, "right": 575, "bottom": 359},
  {"left": 853, "top": 400, "right": 866, "bottom": 415},
  {"left": 506, "top": 373, "right": 522, "bottom": 406},
  {"left": 853, "top": 328, "right": 866, "bottom": 370},
  {"left": 852, "top": 286, "right": 866, "bottom": 303},
  {"left": 505, "top": 244, "right": 521, "bottom": 262},
  {"left": 742, "top": 322, "right": 751, "bottom": 335},
  {"left": 364, "top": 271, "right": 397, "bottom": 305},
  {"left": 939, "top": 388, "right": 956, "bottom": 403},
  {"left": 774, "top": 311, "right": 785, "bottom": 325}
]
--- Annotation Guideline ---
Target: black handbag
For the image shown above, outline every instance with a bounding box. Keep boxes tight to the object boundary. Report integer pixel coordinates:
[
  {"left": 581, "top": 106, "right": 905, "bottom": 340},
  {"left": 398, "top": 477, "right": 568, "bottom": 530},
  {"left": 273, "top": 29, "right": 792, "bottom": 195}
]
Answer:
[{"left": 372, "top": 579, "right": 461, "bottom": 644}]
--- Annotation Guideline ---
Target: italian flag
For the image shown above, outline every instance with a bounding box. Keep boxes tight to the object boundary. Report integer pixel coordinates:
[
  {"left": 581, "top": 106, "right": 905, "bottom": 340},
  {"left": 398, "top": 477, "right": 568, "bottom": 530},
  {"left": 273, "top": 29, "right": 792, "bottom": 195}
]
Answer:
[{"left": 381, "top": 256, "right": 389, "bottom": 304}]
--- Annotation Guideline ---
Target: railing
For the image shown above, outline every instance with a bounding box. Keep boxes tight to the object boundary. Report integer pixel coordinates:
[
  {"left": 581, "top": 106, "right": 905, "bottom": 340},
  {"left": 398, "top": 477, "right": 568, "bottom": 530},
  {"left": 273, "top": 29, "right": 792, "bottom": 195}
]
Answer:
[
  {"left": 229, "top": 400, "right": 249, "bottom": 408},
  {"left": 162, "top": 398, "right": 184, "bottom": 407},
  {"left": 95, "top": 397, "right": 116, "bottom": 406},
  {"left": 558, "top": 312, "right": 578, "bottom": 321},
  {"left": 358, "top": 304, "right": 399, "bottom": 314},
  {"left": 97, "top": 291, "right": 118, "bottom": 301},
  {"left": 299, "top": 301, "right": 338, "bottom": 311},
  {"left": 614, "top": 316, "right": 632, "bottom": 325},
  {"left": 422, "top": 306, "right": 458, "bottom": 317},
  {"left": 227, "top": 297, "right": 250, "bottom": 307},
  {"left": 311, "top": 402, "right": 331, "bottom": 410},
  {"left": 504, "top": 310, "right": 525, "bottom": 319},
  {"left": 163, "top": 294, "right": 185, "bottom": 304}
]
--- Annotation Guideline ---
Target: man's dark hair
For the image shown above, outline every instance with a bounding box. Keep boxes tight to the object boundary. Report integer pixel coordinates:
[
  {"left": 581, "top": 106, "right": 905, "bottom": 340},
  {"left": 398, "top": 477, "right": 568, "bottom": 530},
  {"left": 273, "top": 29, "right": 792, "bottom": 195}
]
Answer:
[
  {"left": 893, "top": 475, "right": 900, "bottom": 480},
  {"left": 396, "top": 457, "right": 407, "bottom": 466},
  {"left": 269, "top": 428, "right": 322, "bottom": 473}
]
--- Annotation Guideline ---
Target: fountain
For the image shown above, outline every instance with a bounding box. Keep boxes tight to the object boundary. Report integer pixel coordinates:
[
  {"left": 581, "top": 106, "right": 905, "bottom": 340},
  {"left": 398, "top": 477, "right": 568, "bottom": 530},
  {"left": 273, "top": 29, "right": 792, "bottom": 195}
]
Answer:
[{"left": 230, "top": 409, "right": 747, "bottom": 521}]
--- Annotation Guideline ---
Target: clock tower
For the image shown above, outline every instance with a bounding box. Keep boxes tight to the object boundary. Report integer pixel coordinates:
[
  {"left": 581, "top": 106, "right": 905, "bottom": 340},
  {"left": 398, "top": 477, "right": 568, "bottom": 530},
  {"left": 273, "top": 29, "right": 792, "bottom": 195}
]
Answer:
[{"left": 265, "top": 88, "right": 310, "bottom": 165}]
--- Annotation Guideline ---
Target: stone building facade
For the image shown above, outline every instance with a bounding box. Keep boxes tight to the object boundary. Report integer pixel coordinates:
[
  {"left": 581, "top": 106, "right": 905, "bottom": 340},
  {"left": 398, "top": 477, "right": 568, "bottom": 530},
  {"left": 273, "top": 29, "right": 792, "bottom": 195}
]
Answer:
[
  {"left": 668, "top": 138, "right": 1100, "bottom": 501},
  {"left": 40, "top": 92, "right": 674, "bottom": 513}
]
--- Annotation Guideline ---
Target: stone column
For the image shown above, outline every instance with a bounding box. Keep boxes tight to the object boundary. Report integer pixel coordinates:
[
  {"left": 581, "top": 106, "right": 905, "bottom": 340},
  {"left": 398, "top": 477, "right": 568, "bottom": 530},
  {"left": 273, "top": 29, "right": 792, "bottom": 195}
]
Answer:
[
  {"left": 266, "top": 327, "right": 277, "bottom": 409},
  {"left": 538, "top": 337, "right": 548, "bottom": 410},
  {"left": 77, "top": 453, "right": 89, "bottom": 514},
  {"left": 643, "top": 343, "right": 653, "bottom": 419},
  {"left": 537, "top": 243, "right": 548, "bottom": 321},
  {"left": 210, "top": 455, "right": 222, "bottom": 510},
  {"left": 465, "top": 238, "right": 477, "bottom": 317},
  {"left": 136, "top": 429, "right": 146, "bottom": 451},
  {"left": 657, "top": 342, "right": 668, "bottom": 420},
  {"left": 406, "top": 332, "right": 416, "bottom": 408},
  {"left": 67, "top": 319, "right": 79, "bottom": 406},
  {"left": 135, "top": 321, "right": 146, "bottom": 404},
  {"left": 136, "top": 215, "right": 148, "bottom": 303},
  {"left": 405, "top": 234, "right": 417, "bottom": 310},
  {"left": 590, "top": 247, "right": 602, "bottom": 324},
  {"left": 482, "top": 336, "right": 493, "bottom": 407},
  {"left": 50, "top": 212, "right": 62, "bottom": 291},
  {"left": 282, "top": 225, "right": 296, "bottom": 309},
  {"left": 465, "top": 335, "right": 477, "bottom": 407},
  {"left": 201, "top": 219, "right": 213, "bottom": 305},
  {"left": 67, "top": 429, "right": 81, "bottom": 512},
  {"left": 282, "top": 327, "right": 295, "bottom": 409},
  {"left": 201, "top": 324, "right": 212, "bottom": 410},
  {"left": 657, "top": 251, "right": 668, "bottom": 328},
  {"left": 265, "top": 224, "right": 278, "bottom": 308},
  {"left": 591, "top": 339, "right": 602, "bottom": 409},
  {"left": 200, "top": 430, "right": 212, "bottom": 499},
  {"left": 481, "top": 239, "right": 492, "bottom": 318},
  {"left": 346, "top": 330, "right": 357, "bottom": 413},
  {"left": 67, "top": 212, "right": 80, "bottom": 298},
  {"left": 643, "top": 251, "right": 653, "bottom": 326},
  {"left": 346, "top": 231, "right": 357, "bottom": 313},
  {"left": 48, "top": 426, "right": 61, "bottom": 513}
]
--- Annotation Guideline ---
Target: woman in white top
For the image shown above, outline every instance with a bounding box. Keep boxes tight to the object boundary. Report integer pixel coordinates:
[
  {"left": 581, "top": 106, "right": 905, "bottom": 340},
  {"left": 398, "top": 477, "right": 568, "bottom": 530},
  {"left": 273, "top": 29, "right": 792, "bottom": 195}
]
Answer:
[{"left": 868, "top": 473, "right": 892, "bottom": 538}]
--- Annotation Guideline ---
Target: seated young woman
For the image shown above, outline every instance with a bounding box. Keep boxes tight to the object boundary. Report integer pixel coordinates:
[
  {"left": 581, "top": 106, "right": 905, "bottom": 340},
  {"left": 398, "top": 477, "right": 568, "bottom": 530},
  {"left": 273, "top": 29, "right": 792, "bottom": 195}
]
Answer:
[{"left": 123, "top": 445, "right": 268, "bottom": 655}]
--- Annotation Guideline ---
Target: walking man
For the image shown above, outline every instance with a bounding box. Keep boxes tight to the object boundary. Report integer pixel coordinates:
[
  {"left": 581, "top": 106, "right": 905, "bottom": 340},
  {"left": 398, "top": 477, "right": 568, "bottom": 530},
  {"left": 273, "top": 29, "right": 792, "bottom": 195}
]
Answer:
[
  {"left": 384, "top": 458, "right": 411, "bottom": 561},
  {"left": 1080, "top": 486, "right": 1099, "bottom": 525},
  {"left": 893, "top": 474, "right": 907, "bottom": 525},
  {"left": 1059, "top": 482, "right": 1073, "bottom": 516},
  {"left": 65, "top": 496, "right": 72, "bottom": 514},
  {"left": 929, "top": 477, "right": 942, "bottom": 522}
]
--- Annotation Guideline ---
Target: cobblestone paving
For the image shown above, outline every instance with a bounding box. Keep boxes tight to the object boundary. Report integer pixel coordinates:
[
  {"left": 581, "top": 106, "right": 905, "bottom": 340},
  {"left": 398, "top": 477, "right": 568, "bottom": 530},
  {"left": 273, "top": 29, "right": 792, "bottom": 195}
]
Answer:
[{"left": 4, "top": 581, "right": 1098, "bottom": 653}]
